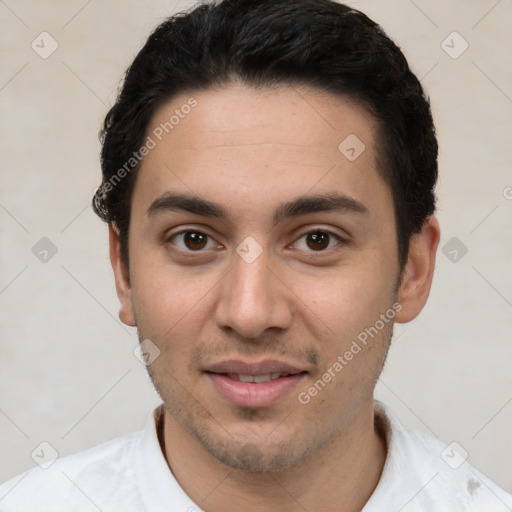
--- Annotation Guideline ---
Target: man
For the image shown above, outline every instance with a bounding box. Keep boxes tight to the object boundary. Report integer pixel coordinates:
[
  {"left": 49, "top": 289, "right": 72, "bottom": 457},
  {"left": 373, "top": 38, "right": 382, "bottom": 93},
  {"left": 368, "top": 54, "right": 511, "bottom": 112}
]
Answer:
[{"left": 1, "top": 0, "right": 510, "bottom": 510}]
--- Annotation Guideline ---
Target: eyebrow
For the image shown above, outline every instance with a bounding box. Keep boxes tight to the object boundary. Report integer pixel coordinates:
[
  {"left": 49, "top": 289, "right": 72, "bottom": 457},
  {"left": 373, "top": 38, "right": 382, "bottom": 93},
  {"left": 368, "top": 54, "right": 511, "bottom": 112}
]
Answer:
[{"left": 147, "top": 192, "right": 368, "bottom": 224}]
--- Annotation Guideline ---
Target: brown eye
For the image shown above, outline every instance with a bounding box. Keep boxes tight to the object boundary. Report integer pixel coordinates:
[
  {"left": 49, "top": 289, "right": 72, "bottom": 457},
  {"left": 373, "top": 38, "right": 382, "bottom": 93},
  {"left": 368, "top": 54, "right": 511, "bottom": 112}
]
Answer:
[
  {"left": 184, "top": 232, "right": 207, "bottom": 250},
  {"left": 293, "top": 230, "right": 342, "bottom": 252},
  {"left": 170, "top": 231, "right": 217, "bottom": 251},
  {"left": 306, "top": 231, "right": 330, "bottom": 250}
]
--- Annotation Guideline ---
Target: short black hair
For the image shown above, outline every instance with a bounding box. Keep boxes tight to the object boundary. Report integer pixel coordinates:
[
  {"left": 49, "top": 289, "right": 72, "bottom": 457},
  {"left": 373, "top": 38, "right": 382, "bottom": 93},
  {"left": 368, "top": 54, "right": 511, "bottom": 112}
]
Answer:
[{"left": 93, "top": 0, "right": 438, "bottom": 270}]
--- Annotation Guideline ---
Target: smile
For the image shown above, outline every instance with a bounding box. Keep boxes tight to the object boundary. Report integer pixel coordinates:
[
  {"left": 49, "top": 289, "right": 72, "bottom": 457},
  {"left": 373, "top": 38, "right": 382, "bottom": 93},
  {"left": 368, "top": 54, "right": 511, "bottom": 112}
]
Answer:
[
  {"left": 204, "top": 360, "right": 308, "bottom": 408},
  {"left": 226, "top": 373, "right": 288, "bottom": 383}
]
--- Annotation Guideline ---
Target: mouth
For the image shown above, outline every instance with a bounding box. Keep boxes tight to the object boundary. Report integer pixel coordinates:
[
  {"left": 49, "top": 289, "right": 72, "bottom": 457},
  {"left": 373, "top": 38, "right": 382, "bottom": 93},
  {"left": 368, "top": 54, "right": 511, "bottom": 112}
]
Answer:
[
  {"left": 223, "top": 372, "right": 296, "bottom": 383},
  {"left": 204, "top": 360, "right": 308, "bottom": 408}
]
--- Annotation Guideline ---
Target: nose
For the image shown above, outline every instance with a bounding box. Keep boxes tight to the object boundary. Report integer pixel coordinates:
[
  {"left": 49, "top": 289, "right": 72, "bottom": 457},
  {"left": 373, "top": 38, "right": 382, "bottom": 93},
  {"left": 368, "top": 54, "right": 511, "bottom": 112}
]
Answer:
[{"left": 214, "top": 246, "right": 294, "bottom": 340}]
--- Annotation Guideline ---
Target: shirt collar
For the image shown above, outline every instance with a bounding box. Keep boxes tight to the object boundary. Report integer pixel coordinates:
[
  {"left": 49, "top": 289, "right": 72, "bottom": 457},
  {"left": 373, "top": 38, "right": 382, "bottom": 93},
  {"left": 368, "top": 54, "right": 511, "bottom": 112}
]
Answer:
[{"left": 135, "top": 405, "right": 204, "bottom": 512}]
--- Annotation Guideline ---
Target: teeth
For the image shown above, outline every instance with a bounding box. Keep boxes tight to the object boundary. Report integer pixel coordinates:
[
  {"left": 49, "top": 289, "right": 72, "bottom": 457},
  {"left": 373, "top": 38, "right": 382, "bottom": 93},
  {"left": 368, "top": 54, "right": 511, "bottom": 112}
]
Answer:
[
  {"left": 254, "top": 374, "right": 272, "bottom": 383},
  {"left": 229, "top": 373, "right": 284, "bottom": 383}
]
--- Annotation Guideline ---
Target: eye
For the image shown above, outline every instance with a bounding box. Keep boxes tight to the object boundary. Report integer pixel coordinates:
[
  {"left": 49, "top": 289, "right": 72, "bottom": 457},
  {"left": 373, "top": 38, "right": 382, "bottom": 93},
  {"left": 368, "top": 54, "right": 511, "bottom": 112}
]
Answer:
[
  {"left": 292, "top": 230, "right": 343, "bottom": 252},
  {"left": 169, "top": 231, "right": 221, "bottom": 252}
]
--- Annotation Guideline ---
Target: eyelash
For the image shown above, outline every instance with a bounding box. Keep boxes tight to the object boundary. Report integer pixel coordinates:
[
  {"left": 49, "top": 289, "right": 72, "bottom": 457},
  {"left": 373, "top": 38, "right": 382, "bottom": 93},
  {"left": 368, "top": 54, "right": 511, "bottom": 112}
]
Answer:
[{"left": 166, "top": 229, "right": 346, "bottom": 255}]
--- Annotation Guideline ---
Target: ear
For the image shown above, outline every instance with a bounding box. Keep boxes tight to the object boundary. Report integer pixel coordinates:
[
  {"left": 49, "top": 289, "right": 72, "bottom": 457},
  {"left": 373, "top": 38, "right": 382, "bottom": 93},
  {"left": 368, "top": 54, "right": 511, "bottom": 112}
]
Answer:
[
  {"left": 394, "top": 216, "right": 440, "bottom": 323},
  {"left": 109, "top": 224, "right": 136, "bottom": 327}
]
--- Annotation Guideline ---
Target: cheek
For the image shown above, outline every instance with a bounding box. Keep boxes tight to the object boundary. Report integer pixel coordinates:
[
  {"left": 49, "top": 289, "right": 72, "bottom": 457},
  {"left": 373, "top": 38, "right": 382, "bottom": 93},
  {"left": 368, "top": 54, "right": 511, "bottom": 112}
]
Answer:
[
  {"left": 293, "top": 257, "right": 395, "bottom": 343},
  {"left": 130, "top": 260, "right": 217, "bottom": 341},
  {"left": 131, "top": 271, "right": 210, "bottom": 387}
]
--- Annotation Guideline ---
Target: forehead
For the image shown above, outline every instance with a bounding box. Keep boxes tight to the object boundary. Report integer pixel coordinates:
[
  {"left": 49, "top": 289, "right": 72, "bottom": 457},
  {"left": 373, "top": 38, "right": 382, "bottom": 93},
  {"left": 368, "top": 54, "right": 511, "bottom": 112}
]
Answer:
[
  {"left": 150, "top": 83, "right": 376, "bottom": 157},
  {"left": 132, "top": 83, "right": 391, "bottom": 224}
]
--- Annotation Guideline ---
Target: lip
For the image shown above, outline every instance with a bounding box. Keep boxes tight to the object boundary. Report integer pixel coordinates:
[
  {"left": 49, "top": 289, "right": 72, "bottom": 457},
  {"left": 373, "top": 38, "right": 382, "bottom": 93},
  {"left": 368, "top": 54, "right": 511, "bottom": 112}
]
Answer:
[
  {"left": 204, "top": 359, "right": 304, "bottom": 376},
  {"left": 204, "top": 359, "right": 307, "bottom": 408}
]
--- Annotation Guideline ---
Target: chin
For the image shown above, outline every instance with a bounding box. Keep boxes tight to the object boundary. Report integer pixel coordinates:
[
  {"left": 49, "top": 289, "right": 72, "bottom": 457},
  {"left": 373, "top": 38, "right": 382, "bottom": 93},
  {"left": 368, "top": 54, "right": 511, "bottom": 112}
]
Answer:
[{"left": 200, "top": 437, "right": 307, "bottom": 473}]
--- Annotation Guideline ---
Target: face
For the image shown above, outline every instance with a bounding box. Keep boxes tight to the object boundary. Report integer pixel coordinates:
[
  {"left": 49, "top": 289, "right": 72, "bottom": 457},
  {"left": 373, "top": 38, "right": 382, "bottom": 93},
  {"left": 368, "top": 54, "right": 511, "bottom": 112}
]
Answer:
[{"left": 111, "top": 83, "right": 435, "bottom": 472}]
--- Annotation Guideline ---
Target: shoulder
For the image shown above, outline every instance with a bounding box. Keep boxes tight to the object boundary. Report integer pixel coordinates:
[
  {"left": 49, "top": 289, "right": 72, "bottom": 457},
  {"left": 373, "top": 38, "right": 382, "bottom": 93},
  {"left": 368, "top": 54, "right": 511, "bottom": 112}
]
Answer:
[
  {"left": 367, "top": 401, "right": 512, "bottom": 512},
  {"left": 0, "top": 431, "right": 143, "bottom": 512},
  {"left": 400, "top": 426, "right": 511, "bottom": 510}
]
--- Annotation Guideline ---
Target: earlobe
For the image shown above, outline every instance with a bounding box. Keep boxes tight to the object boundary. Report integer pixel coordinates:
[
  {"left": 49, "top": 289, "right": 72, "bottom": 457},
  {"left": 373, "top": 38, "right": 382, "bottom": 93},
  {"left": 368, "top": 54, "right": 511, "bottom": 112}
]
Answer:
[
  {"left": 394, "top": 216, "right": 440, "bottom": 324},
  {"left": 108, "top": 224, "right": 137, "bottom": 327}
]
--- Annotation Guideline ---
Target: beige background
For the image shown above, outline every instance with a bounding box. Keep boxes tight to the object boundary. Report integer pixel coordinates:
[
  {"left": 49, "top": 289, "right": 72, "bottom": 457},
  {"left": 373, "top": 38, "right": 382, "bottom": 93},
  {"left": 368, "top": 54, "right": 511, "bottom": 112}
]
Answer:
[{"left": 0, "top": 0, "right": 511, "bottom": 492}]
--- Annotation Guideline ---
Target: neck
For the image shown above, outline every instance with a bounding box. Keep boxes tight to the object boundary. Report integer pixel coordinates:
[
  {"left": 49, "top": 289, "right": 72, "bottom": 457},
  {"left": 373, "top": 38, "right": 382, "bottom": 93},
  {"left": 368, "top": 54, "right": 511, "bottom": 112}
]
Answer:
[{"left": 161, "top": 398, "right": 387, "bottom": 512}]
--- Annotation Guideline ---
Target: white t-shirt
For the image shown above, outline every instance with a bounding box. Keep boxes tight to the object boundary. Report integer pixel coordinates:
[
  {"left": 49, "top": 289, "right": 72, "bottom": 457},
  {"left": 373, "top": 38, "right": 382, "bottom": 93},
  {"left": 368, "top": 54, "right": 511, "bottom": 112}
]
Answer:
[{"left": 1, "top": 401, "right": 510, "bottom": 511}]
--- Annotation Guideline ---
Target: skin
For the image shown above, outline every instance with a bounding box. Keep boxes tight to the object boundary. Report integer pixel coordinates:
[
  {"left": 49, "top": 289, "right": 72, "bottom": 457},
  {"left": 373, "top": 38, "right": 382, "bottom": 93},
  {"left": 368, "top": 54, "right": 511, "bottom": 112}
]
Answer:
[{"left": 110, "top": 83, "right": 440, "bottom": 511}]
